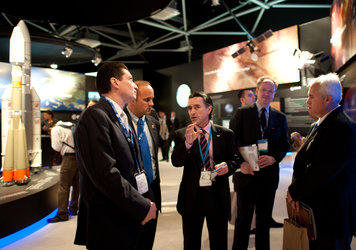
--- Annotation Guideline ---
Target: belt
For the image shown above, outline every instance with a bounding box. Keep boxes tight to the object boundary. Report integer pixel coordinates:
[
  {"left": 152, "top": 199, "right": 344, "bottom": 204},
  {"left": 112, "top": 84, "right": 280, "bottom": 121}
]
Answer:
[{"left": 64, "top": 152, "right": 76, "bottom": 156}]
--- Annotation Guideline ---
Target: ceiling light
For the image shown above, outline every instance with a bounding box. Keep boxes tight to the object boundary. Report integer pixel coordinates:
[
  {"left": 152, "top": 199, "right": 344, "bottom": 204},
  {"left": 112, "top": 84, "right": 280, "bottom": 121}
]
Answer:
[
  {"left": 151, "top": 6, "right": 180, "bottom": 20},
  {"left": 76, "top": 32, "right": 101, "bottom": 48},
  {"left": 61, "top": 47, "right": 73, "bottom": 58}
]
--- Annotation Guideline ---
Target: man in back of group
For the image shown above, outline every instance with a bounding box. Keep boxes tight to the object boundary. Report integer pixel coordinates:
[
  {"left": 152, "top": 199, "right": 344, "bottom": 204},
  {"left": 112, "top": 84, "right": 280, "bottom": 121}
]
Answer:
[
  {"left": 47, "top": 120, "right": 79, "bottom": 223},
  {"left": 287, "top": 73, "right": 356, "bottom": 250},
  {"left": 238, "top": 89, "right": 256, "bottom": 107},
  {"left": 74, "top": 62, "right": 156, "bottom": 250},
  {"left": 126, "top": 80, "right": 162, "bottom": 250},
  {"left": 230, "top": 76, "right": 289, "bottom": 250}
]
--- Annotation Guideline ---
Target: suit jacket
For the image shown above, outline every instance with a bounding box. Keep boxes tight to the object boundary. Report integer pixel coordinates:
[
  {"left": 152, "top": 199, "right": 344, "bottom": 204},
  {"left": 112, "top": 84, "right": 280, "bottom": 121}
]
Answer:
[
  {"left": 229, "top": 103, "right": 289, "bottom": 190},
  {"left": 125, "top": 109, "right": 162, "bottom": 211},
  {"left": 74, "top": 98, "right": 152, "bottom": 249},
  {"left": 171, "top": 123, "right": 239, "bottom": 217},
  {"left": 288, "top": 107, "right": 356, "bottom": 238}
]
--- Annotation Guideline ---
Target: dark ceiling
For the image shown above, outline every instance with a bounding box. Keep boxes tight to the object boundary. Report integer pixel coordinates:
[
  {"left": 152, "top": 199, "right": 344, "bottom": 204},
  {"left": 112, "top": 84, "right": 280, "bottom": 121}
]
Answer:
[{"left": 0, "top": 0, "right": 332, "bottom": 73}]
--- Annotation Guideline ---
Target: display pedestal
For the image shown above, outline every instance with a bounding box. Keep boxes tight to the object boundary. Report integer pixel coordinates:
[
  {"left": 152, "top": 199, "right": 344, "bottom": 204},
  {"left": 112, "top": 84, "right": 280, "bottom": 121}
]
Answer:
[{"left": 0, "top": 167, "right": 59, "bottom": 239}]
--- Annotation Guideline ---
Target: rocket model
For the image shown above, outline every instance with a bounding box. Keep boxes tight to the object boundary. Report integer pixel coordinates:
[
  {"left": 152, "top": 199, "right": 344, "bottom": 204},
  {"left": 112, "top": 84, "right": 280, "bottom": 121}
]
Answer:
[{"left": 1, "top": 20, "right": 39, "bottom": 185}]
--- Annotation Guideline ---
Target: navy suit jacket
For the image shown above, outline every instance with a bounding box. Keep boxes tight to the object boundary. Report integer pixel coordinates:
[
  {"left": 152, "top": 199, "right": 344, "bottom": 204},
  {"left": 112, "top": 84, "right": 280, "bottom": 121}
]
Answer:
[
  {"left": 125, "top": 109, "right": 162, "bottom": 211},
  {"left": 74, "top": 98, "right": 152, "bottom": 249},
  {"left": 229, "top": 103, "right": 289, "bottom": 190},
  {"left": 289, "top": 107, "right": 356, "bottom": 238},
  {"left": 171, "top": 123, "right": 239, "bottom": 217}
]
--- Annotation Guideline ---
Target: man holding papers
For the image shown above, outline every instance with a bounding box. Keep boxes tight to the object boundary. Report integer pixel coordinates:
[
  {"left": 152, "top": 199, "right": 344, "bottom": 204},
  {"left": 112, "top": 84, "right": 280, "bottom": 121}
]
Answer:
[
  {"left": 288, "top": 73, "right": 356, "bottom": 250},
  {"left": 230, "top": 76, "right": 289, "bottom": 250}
]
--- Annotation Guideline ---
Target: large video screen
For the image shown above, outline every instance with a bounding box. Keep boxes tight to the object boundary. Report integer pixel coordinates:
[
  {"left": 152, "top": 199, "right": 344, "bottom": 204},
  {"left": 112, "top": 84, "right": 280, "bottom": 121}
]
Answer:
[
  {"left": 203, "top": 25, "right": 300, "bottom": 94},
  {"left": 331, "top": 0, "right": 356, "bottom": 71},
  {"left": 0, "top": 62, "right": 85, "bottom": 111}
]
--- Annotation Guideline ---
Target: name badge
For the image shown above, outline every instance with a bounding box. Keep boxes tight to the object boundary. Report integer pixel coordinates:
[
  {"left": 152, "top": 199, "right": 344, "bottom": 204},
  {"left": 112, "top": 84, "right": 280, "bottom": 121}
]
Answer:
[
  {"left": 135, "top": 171, "right": 149, "bottom": 194},
  {"left": 199, "top": 170, "right": 212, "bottom": 187},
  {"left": 257, "top": 139, "right": 268, "bottom": 152}
]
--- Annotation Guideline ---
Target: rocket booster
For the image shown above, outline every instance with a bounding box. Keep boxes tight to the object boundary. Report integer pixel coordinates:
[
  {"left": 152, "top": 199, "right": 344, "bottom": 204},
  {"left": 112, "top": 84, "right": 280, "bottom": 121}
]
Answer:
[{"left": 2, "top": 20, "right": 31, "bottom": 185}]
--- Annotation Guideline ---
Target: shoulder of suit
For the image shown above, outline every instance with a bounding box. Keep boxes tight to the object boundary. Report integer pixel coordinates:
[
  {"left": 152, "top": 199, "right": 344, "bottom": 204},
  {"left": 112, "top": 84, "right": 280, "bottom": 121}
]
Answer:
[
  {"left": 212, "top": 124, "right": 233, "bottom": 134},
  {"left": 270, "top": 106, "right": 286, "bottom": 117}
]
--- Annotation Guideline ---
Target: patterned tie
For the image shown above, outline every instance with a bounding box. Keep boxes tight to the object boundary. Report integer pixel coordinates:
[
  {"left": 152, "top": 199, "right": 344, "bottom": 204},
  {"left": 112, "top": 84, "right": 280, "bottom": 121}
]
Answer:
[
  {"left": 200, "top": 129, "right": 211, "bottom": 170},
  {"left": 137, "top": 118, "right": 153, "bottom": 184}
]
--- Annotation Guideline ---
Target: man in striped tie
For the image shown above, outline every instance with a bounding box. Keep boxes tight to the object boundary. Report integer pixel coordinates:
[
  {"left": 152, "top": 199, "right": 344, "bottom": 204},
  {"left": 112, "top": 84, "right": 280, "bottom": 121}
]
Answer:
[{"left": 171, "top": 91, "right": 240, "bottom": 250}]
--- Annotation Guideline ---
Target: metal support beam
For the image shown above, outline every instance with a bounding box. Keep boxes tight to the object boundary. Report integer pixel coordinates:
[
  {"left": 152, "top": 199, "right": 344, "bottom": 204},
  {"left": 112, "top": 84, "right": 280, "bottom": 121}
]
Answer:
[
  {"left": 138, "top": 19, "right": 186, "bottom": 35},
  {"left": 248, "top": 0, "right": 270, "bottom": 9}
]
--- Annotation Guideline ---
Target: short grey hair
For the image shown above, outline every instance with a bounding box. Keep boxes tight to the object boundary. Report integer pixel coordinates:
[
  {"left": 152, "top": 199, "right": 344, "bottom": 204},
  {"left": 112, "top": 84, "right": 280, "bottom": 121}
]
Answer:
[{"left": 309, "top": 73, "right": 342, "bottom": 104}]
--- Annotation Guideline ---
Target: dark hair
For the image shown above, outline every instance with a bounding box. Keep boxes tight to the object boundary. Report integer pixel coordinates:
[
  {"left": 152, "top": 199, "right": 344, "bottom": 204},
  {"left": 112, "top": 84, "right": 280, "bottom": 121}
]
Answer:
[
  {"left": 95, "top": 62, "right": 128, "bottom": 95},
  {"left": 189, "top": 91, "right": 214, "bottom": 119},
  {"left": 44, "top": 109, "right": 54, "bottom": 118},
  {"left": 238, "top": 89, "right": 248, "bottom": 99}
]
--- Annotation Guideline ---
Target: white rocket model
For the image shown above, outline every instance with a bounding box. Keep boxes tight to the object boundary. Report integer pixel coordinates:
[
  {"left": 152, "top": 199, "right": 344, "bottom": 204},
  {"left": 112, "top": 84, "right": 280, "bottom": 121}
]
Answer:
[{"left": 1, "top": 20, "right": 41, "bottom": 185}]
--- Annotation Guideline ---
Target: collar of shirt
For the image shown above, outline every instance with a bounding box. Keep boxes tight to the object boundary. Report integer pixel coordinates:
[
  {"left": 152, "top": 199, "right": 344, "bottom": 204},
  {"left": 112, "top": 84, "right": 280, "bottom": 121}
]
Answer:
[
  {"left": 317, "top": 105, "right": 340, "bottom": 126},
  {"left": 196, "top": 121, "right": 212, "bottom": 135},
  {"left": 104, "top": 96, "right": 128, "bottom": 128},
  {"left": 127, "top": 108, "right": 146, "bottom": 131},
  {"left": 256, "top": 102, "right": 270, "bottom": 116}
]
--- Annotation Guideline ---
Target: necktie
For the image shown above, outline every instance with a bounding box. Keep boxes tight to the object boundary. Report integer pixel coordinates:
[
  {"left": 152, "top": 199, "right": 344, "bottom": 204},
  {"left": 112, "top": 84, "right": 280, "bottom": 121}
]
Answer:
[
  {"left": 137, "top": 118, "right": 153, "bottom": 184},
  {"left": 260, "top": 107, "right": 267, "bottom": 133},
  {"left": 200, "top": 129, "right": 211, "bottom": 170}
]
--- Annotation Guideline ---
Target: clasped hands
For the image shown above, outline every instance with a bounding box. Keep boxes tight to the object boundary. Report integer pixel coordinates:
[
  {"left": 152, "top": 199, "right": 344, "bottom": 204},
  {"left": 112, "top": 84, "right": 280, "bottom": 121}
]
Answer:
[{"left": 240, "top": 155, "right": 276, "bottom": 175}]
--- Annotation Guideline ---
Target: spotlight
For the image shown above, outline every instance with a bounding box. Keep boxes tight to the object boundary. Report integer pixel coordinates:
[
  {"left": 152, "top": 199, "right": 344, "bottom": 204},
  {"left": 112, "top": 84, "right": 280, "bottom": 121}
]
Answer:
[
  {"left": 61, "top": 47, "right": 73, "bottom": 58},
  {"left": 91, "top": 53, "right": 102, "bottom": 66},
  {"left": 50, "top": 64, "right": 58, "bottom": 69}
]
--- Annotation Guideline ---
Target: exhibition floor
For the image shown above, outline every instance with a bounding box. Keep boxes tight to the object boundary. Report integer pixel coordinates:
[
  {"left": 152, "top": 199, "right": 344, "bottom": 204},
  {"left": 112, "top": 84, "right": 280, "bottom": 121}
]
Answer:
[{"left": 2, "top": 153, "right": 356, "bottom": 250}]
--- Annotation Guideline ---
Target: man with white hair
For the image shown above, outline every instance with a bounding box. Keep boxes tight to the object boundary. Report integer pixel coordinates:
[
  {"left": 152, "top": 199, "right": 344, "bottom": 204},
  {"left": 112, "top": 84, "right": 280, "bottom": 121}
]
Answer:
[{"left": 287, "top": 73, "right": 356, "bottom": 250}]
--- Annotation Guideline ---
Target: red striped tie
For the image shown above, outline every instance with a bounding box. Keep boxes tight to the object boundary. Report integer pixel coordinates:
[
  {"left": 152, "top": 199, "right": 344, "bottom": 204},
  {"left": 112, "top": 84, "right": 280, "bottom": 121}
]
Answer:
[{"left": 200, "top": 129, "right": 211, "bottom": 170}]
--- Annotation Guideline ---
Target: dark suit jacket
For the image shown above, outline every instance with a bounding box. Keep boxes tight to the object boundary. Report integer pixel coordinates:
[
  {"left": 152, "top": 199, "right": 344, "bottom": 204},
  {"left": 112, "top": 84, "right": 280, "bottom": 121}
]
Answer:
[
  {"left": 229, "top": 103, "right": 289, "bottom": 190},
  {"left": 125, "top": 109, "right": 162, "bottom": 211},
  {"left": 288, "top": 107, "right": 356, "bottom": 238},
  {"left": 171, "top": 123, "right": 239, "bottom": 217},
  {"left": 74, "top": 98, "right": 152, "bottom": 249}
]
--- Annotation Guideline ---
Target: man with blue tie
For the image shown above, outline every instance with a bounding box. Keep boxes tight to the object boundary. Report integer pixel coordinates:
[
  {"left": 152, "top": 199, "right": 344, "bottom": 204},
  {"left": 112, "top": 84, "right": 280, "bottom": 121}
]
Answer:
[
  {"left": 171, "top": 91, "right": 239, "bottom": 250},
  {"left": 126, "top": 80, "right": 161, "bottom": 250}
]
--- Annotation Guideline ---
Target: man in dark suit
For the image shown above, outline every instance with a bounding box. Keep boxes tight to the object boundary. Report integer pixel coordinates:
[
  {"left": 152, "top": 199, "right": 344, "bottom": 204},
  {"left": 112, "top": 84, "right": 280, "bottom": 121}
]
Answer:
[
  {"left": 74, "top": 62, "right": 157, "bottom": 250},
  {"left": 171, "top": 91, "right": 239, "bottom": 250},
  {"left": 287, "top": 73, "right": 356, "bottom": 250},
  {"left": 126, "top": 80, "right": 161, "bottom": 250},
  {"left": 229, "top": 76, "right": 289, "bottom": 250},
  {"left": 167, "top": 111, "right": 180, "bottom": 152}
]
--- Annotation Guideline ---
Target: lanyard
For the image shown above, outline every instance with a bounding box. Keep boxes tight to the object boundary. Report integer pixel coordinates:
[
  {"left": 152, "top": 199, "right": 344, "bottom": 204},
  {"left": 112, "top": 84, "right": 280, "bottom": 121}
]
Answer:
[
  {"left": 102, "top": 97, "right": 141, "bottom": 170},
  {"left": 198, "top": 128, "right": 212, "bottom": 167}
]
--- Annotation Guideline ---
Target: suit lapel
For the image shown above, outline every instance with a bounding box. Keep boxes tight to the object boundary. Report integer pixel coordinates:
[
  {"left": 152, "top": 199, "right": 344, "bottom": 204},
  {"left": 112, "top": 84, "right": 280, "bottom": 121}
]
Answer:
[{"left": 212, "top": 124, "right": 221, "bottom": 163}]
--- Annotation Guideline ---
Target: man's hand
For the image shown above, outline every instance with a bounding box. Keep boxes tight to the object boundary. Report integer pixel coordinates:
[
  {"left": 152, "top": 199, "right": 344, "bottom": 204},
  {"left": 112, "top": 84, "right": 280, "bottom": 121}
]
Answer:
[
  {"left": 240, "top": 161, "right": 254, "bottom": 175},
  {"left": 256, "top": 155, "right": 275, "bottom": 168},
  {"left": 185, "top": 123, "right": 202, "bottom": 145},
  {"left": 141, "top": 201, "right": 157, "bottom": 225},
  {"left": 213, "top": 162, "right": 228, "bottom": 176},
  {"left": 287, "top": 190, "right": 299, "bottom": 212}
]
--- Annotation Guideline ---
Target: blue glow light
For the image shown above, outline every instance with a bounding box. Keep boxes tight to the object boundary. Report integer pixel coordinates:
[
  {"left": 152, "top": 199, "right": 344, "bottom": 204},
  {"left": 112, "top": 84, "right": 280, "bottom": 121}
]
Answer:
[{"left": 0, "top": 209, "right": 58, "bottom": 248}]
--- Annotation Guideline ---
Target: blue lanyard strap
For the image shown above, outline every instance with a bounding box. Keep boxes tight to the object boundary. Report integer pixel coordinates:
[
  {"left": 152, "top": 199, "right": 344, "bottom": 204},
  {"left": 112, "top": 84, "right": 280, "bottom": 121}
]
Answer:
[
  {"left": 102, "top": 96, "right": 141, "bottom": 170},
  {"left": 198, "top": 128, "right": 212, "bottom": 166}
]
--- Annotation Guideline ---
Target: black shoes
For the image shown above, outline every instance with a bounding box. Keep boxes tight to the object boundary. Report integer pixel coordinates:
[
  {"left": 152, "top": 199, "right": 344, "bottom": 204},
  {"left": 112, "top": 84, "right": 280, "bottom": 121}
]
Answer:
[{"left": 47, "top": 215, "right": 68, "bottom": 223}]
